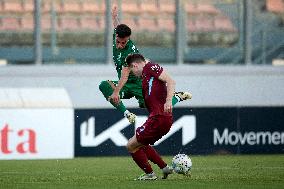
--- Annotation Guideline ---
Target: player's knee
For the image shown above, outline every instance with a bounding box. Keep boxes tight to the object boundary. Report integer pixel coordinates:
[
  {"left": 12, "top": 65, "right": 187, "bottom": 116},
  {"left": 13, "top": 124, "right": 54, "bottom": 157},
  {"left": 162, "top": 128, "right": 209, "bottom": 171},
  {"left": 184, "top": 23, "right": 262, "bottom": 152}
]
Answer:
[
  {"left": 99, "top": 81, "right": 109, "bottom": 93},
  {"left": 126, "top": 141, "right": 135, "bottom": 153}
]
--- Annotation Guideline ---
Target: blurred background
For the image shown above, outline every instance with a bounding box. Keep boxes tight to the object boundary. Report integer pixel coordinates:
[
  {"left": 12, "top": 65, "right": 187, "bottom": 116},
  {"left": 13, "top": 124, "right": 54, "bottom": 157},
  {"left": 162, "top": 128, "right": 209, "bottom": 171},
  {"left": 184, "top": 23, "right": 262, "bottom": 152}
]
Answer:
[{"left": 0, "top": 0, "right": 283, "bottom": 65}]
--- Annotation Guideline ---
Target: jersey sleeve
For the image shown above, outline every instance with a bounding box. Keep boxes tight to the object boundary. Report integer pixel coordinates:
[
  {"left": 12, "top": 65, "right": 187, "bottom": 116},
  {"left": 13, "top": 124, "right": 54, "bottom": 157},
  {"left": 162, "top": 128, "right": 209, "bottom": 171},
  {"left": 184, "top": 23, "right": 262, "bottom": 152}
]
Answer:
[{"left": 145, "top": 63, "right": 164, "bottom": 79}]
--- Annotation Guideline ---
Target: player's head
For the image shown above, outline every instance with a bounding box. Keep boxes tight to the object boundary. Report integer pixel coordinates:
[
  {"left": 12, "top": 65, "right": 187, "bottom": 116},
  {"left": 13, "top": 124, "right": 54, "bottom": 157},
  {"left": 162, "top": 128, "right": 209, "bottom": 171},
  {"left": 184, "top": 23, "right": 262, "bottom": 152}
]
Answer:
[
  {"left": 125, "top": 53, "right": 146, "bottom": 77},
  {"left": 115, "top": 24, "right": 131, "bottom": 49}
]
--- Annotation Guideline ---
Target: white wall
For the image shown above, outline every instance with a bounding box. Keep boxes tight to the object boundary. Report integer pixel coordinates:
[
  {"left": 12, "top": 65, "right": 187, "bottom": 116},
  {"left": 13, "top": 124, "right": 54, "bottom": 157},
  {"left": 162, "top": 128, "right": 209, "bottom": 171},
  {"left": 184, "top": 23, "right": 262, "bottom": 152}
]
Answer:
[{"left": 0, "top": 64, "right": 284, "bottom": 108}]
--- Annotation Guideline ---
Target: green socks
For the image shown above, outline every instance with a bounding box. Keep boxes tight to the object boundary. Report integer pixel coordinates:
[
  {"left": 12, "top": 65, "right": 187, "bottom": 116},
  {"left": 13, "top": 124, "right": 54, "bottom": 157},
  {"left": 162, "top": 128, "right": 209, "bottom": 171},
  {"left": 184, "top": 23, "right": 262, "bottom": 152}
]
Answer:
[{"left": 99, "top": 81, "right": 127, "bottom": 113}]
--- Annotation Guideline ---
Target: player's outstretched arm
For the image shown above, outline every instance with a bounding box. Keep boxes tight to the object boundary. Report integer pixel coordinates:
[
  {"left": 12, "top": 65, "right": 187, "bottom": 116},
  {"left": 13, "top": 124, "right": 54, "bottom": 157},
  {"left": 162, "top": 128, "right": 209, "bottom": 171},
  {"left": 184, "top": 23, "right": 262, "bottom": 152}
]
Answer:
[
  {"left": 112, "top": 6, "right": 120, "bottom": 28},
  {"left": 158, "top": 70, "right": 176, "bottom": 113}
]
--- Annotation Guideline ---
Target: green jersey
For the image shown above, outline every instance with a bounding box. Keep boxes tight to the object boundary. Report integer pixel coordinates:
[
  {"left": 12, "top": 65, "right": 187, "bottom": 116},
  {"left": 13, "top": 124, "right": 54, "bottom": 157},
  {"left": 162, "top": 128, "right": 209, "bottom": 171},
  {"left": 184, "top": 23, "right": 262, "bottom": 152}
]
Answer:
[{"left": 113, "top": 29, "right": 140, "bottom": 83}]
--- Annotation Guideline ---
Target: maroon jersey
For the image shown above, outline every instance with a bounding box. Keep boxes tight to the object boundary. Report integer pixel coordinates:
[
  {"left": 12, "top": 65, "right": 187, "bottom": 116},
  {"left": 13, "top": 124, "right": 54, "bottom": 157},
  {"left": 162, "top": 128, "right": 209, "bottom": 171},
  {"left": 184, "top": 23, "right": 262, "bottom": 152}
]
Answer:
[{"left": 142, "top": 62, "right": 171, "bottom": 117}]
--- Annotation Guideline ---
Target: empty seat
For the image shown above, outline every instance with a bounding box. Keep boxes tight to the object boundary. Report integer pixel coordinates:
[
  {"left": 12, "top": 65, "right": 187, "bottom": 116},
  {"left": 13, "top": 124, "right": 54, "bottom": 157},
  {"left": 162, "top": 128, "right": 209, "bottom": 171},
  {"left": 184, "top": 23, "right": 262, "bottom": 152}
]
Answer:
[
  {"left": 184, "top": 2, "right": 199, "bottom": 15},
  {"left": 58, "top": 17, "right": 80, "bottom": 31},
  {"left": 61, "top": 0, "right": 82, "bottom": 13},
  {"left": 80, "top": 17, "right": 97, "bottom": 31},
  {"left": 42, "top": 0, "right": 61, "bottom": 13},
  {"left": 20, "top": 16, "right": 57, "bottom": 31},
  {"left": 96, "top": 17, "right": 105, "bottom": 30},
  {"left": 121, "top": 0, "right": 140, "bottom": 15},
  {"left": 195, "top": 17, "right": 215, "bottom": 32},
  {"left": 157, "top": 17, "right": 175, "bottom": 32},
  {"left": 185, "top": 2, "right": 220, "bottom": 15},
  {"left": 41, "top": 16, "right": 52, "bottom": 31},
  {"left": 158, "top": 0, "right": 175, "bottom": 14},
  {"left": 80, "top": 17, "right": 104, "bottom": 31},
  {"left": 21, "top": 16, "right": 34, "bottom": 31},
  {"left": 0, "top": 17, "right": 21, "bottom": 31},
  {"left": 196, "top": 3, "right": 220, "bottom": 15},
  {"left": 214, "top": 16, "right": 236, "bottom": 32},
  {"left": 2, "top": 0, "right": 23, "bottom": 12},
  {"left": 266, "top": 0, "right": 284, "bottom": 13},
  {"left": 187, "top": 19, "right": 198, "bottom": 32},
  {"left": 82, "top": 0, "right": 105, "bottom": 14},
  {"left": 23, "top": 0, "right": 34, "bottom": 12},
  {"left": 140, "top": 0, "right": 159, "bottom": 14},
  {"left": 138, "top": 17, "right": 159, "bottom": 32}
]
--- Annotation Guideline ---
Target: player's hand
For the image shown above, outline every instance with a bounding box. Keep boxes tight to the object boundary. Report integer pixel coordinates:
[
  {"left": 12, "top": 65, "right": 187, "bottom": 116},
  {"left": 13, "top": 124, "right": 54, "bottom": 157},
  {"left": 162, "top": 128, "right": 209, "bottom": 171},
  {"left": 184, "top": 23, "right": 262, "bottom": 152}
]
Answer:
[
  {"left": 108, "top": 92, "right": 120, "bottom": 105},
  {"left": 112, "top": 6, "right": 118, "bottom": 20},
  {"left": 164, "top": 100, "right": 172, "bottom": 113}
]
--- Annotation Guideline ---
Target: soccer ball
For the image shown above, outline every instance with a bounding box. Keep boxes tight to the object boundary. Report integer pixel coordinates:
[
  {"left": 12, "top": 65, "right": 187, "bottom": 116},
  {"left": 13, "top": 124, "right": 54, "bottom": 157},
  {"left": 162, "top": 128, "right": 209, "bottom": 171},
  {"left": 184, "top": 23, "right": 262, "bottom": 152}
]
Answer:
[{"left": 171, "top": 154, "right": 192, "bottom": 175}]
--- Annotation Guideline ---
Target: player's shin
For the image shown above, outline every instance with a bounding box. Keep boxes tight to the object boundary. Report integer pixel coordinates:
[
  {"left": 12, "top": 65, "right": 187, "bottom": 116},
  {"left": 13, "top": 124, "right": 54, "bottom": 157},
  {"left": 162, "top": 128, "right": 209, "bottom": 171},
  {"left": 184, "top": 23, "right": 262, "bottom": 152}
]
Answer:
[
  {"left": 131, "top": 148, "right": 153, "bottom": 174},
  {"left": 143, "top": 145, "right": 167, "bottom": 169},
  {"left": 99, "top": 81, "right": 127, "bottom": 113}
]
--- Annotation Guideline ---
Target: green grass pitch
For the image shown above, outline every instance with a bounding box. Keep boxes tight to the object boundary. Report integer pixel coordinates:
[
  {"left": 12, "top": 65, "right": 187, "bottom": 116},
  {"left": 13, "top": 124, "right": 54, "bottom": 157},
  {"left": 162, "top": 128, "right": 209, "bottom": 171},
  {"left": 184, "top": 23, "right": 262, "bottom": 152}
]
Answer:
[{"left": 0, "top": 155, "right": 283, "bottom": 189}]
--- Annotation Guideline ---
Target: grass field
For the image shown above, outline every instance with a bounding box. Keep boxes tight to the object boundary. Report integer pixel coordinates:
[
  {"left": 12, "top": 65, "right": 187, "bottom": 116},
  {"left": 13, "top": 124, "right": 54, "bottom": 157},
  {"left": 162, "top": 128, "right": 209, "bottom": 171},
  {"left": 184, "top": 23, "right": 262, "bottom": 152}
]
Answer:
[{"left": 0, "top": 155, "right": 283, "bottom": 189}]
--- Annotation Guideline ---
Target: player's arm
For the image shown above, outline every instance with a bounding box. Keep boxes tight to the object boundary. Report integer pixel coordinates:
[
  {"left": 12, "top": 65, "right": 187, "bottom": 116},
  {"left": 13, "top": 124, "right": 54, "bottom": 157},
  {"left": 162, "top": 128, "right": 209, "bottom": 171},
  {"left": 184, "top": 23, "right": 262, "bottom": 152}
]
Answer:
[
  {"left": 158, "top": 70, "right": 176, "bottom": 113},
  {"left": 112, "top": 6, "right": 120, "bottom": 28},
  {"left": 110, "top": 66, "right": 130, "bottom": 104},
  {"left": 111, "top": 44, "right": 139, "bottom": 104}
]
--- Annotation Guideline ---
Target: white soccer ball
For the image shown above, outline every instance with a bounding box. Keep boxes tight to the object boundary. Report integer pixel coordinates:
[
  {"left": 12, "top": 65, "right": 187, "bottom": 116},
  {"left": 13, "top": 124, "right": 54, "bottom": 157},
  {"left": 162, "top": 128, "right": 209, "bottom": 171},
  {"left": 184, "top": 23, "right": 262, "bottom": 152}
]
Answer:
[{"left": 171, "top": 154, "right": 192, "bottom": 175}]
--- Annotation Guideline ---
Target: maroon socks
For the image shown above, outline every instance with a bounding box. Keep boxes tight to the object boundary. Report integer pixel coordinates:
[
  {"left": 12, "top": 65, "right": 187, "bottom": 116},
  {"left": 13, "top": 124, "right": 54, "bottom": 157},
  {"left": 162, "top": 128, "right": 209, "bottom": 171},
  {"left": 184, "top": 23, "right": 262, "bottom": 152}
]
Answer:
[{"left": 131, "top": 145, "right": 167, "bottom": 174}]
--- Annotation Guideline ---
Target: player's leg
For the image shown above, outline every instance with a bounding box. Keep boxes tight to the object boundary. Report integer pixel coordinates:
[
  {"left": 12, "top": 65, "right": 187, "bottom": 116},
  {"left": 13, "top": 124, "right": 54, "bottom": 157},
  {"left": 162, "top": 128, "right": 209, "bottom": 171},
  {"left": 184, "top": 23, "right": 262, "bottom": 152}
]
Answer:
[
  {"left": 132, "top": 116, "right": 174, "bottom": 179},
  {"left": 99, "top": 80, "right": 135, "bottom": 123},
  {"left": 143, "top": 145, "right": 166, "bottom": 169},
  {"left": 141, "top": 116, "right": 174, "bottom": 179},
  {"left": 142, "top": 145, "right": 173, "bottom": 179},
  {"left": 172, "top": 91, "right": 193, "bottom": 106},
  {"left": 130, "top": 82, "right": 192, "bottom": 107},
  {"left": 127, "top": 136, "right": 157, "bottom": 180}
]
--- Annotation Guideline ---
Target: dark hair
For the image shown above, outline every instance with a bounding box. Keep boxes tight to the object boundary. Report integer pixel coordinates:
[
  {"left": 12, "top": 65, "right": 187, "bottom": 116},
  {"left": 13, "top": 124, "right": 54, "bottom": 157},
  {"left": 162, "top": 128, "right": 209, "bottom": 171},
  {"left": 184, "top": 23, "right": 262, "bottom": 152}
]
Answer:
[
  {"left": 125, "top": 53, "right": 146, "bottom": 66},
  {"left": 116, "top": 24, "right": 131, "bottom": 38}
]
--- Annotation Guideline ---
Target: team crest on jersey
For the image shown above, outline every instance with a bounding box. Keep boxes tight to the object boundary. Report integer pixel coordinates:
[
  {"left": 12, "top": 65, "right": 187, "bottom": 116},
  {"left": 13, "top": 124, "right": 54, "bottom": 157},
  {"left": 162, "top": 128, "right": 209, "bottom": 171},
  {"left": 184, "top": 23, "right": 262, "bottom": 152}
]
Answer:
[{"left": 151, "top": 64, "right": 161, "bottom": 73}]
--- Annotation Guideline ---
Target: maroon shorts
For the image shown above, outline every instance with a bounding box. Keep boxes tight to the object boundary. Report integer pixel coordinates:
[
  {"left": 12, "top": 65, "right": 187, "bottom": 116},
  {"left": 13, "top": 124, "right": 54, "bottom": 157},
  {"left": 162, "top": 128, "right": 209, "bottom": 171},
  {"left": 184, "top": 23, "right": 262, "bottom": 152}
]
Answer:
[{"left": 136, "top": 115, "right": 173, "bottom": 145}]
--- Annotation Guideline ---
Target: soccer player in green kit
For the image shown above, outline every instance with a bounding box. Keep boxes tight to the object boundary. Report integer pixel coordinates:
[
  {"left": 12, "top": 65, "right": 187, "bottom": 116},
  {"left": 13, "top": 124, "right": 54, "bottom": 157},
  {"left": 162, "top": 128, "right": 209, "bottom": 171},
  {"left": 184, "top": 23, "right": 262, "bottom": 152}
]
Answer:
[{"left": 99, "top": 6, "right": 192, "bottom": 124}]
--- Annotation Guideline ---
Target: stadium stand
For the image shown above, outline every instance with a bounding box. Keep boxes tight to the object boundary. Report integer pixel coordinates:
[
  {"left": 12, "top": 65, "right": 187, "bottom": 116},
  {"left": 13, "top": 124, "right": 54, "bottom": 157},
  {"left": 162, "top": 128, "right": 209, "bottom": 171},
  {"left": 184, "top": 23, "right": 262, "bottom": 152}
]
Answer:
[
  {"left": 20, "top": 16, "right": 34, "bottom": 31},
  {"left": 41, "top": 16, "right": 52, "bottom": 31},
  {"left": 80, "top": 16, "right": 104, "bottom": 32},
  {"left": 0, "top": 17, "right": 21, "bottom": 30},
  {"left": 266, "top": 0, "right": 284, "bottom": 13},
  {"left": 82, "top": 0, "right": 105, "bottom": 14},
  {"left": 1, "top": 0, "right": 23, "bottom": 13},
  {"left": 185, "top": 1, "right": 220, "bottom": 15},
  {"left": 0, "top": 0, "right": 236, "bottom": 39},
  {"left": 58, "top": 16, "right": 80, "bottom": 31},
  {"left": 140, "top": 0, "right": 159, "bottom": 14},
  {"left": 214, "top": 16, "right": 236, "bottom": 32},
  {"left": 23, "top": 0, "right": 34, "bottom": 12},
  {"left": 159, "top": 0, "right": 175, "bottom": 14},
  {"left": 157, "top": 17, "right": 175, "bottom": 32},
  {"left": 42, "top": 0, "right": 60, "bottom": 12},
  {"left": 60, "top": 0, "right": 82, "bottom": 13},
  {"left": 266, "top": 0, "right": 284, "bottom": 25},
  {"left": 0, "top": 0, "right": 282, "bottom": 64},
  {"left": 121, "top": 0, "right": 140, "bottom": 15}
]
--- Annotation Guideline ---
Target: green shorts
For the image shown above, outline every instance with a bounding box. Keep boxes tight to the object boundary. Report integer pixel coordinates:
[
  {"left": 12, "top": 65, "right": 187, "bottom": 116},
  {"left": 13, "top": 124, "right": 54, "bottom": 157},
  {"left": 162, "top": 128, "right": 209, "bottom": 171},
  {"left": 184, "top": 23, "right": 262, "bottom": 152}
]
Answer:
[{"left": 111, "top": 80, "right": 145, "bottom": 108}]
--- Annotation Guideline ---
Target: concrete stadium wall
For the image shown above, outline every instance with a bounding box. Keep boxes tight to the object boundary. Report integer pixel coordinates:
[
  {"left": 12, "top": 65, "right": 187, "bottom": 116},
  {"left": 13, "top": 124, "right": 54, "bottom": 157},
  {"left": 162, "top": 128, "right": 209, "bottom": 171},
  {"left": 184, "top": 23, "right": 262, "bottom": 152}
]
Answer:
[{"left": 0, "top": 64, "right": 284, "bottom": 108}]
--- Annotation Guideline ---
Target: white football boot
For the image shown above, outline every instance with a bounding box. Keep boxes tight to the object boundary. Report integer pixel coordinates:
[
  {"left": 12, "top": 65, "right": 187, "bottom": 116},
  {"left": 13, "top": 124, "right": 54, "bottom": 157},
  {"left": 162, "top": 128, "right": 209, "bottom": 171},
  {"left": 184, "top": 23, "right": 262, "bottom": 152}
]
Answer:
[
  {"left": 135, "top": 172, "right": 158, "bottom": 181},
  {"left": 174, "top": 91, "right": 192, "bottom": 101},
  {"left": 162, "top": 166, "right": 174, "bottom": 179},
  {"left": 125, "top": 112, "right": 136, "bottom": 124}
]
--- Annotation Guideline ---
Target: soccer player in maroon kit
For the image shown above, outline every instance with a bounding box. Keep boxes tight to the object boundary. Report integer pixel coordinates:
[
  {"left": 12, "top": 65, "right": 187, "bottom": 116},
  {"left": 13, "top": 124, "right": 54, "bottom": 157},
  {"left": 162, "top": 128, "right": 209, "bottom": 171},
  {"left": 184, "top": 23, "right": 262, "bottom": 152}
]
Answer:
[{"left": 125, "top": 53, "right": 181, "bottom": 180}]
